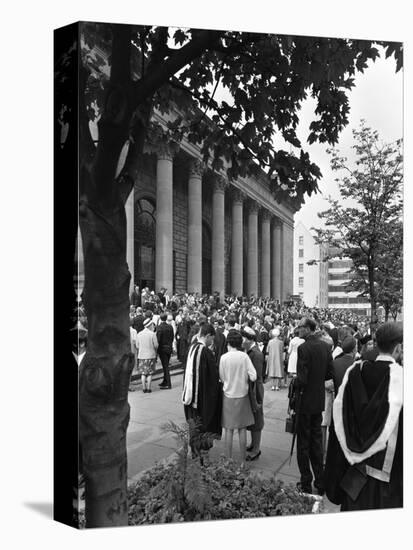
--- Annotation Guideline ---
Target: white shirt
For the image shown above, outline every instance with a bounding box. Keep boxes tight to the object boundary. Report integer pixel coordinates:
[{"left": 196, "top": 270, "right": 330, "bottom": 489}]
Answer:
[{"left": 219, "top": 349, "right": 257, "bottom": 398}]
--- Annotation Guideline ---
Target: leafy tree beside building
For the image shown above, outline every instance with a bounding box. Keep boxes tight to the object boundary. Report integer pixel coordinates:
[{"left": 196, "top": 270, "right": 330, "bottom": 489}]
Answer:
[{"left": 314, "top": 122, "right": 403, "bottom": 323}]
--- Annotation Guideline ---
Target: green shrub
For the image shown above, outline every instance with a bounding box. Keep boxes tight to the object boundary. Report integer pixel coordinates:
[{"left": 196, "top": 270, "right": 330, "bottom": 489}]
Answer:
[
  {"left": 127, "top": 421, "right": 317, "bottom": 525},
  {"left": 79, "top": 421, "right": 318, "bottom": 527}
]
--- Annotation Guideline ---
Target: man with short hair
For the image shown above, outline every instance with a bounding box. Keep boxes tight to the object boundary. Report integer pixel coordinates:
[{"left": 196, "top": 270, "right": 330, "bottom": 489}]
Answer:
[
  {"left": 332, "top": 336, "right": 357, "bottom": 393},
  {"left": 295, "top": 318, "right": 333, "bottom": 495},
  {"left": 156, "top": 312, "right": 174, "bottom": 389},
  {"left": 325, "top": 322, "right": 403, "bottom": 510},
  {"left": 182, "top": 323, "right": 222, "bottom": 458}
]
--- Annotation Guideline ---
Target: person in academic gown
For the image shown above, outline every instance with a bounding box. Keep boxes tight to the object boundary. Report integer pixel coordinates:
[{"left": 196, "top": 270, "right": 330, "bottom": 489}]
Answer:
[
  {"left": 325, "top": 322, "right": 403, "bottom": 511},
  {"left": 182, "top": 323, "right": 222, "bottom": 457}
]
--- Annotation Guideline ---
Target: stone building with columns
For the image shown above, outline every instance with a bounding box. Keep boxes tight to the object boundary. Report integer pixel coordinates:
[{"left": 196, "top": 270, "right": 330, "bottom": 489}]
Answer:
[{"left": 124, "top": 121, "right": 296, "bottom": 301}]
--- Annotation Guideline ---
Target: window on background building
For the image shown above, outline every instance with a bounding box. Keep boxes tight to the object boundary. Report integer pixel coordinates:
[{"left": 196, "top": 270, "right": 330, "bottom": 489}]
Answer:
[
  {"left": 299, "top": 263, "right": 304, "bottom": 273},
  {"left": 299, "top": 277, "right": 304, "bottom": 287},
  {"left": 299, "top": 292, "right": 304, "bottom": 299},
  {"left": 299, "top": 236, "right": 304, "bottom": 246},
  {"left": 299, "top": 249, "right": 304, "bottom": 258}
]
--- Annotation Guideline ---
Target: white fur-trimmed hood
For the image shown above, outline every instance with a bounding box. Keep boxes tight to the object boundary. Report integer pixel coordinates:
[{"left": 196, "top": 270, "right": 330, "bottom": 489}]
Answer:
[{"left": 333, "top": 358, "right": 403, "bottom": 466}]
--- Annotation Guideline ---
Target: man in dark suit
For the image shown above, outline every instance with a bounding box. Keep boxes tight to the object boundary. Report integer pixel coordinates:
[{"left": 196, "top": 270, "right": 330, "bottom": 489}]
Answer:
[
  {"left": 156, "top": 312, "right": 174, "bottom": 389},
  {"left": 296, "top": 318, "right": 333, "bottom": 495},
  {"left": 213, "top": 319, "right": 227, "bottom": 365},
  {"left": 130, "top": 284, "right": 141, "bottom": 307},
  {"left": 332, "top": 336, "right": 357, "bottom": 393}
]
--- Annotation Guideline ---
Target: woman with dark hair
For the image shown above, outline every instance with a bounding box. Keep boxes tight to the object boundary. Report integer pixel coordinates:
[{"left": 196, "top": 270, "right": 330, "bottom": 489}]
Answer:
[{"left": 219, "top": 330, "right": 257, "bottom": 463}]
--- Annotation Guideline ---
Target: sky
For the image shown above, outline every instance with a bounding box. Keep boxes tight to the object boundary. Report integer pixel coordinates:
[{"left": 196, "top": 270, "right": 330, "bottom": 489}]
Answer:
[{"left": 293, "top": 48, "right": 403, "bottom": 232}]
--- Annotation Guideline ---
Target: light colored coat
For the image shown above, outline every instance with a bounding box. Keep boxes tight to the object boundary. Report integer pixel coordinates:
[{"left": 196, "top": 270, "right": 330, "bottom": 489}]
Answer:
[
  {"left": 136, "top": 327, "right": 158, "bottom": 359},
  {"left": 267, "top": 337, "right": 284, "bottom": 378}
]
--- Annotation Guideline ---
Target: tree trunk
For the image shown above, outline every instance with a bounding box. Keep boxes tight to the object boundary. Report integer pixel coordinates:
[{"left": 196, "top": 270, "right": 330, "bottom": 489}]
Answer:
[
  {"left": 368, "top": 261, "right": 376, "bottom": 326},
  {"left": 78, "top": 179, "right": 135, "bottom": 527}
]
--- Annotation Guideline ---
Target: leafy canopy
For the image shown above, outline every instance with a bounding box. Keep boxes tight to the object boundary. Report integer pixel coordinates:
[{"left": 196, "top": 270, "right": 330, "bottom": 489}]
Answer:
[{"left": 78, "top": 23, "right": 403, "bottom": 208}]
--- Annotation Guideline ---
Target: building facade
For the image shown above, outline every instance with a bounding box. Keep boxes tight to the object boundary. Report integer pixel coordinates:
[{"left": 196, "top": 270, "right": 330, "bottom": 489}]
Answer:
[
  {"left": 76, "top": 47, "right": 296, "bottom": 302},
  {"left": 123, "top": 128, "right": 295, "bottom": 300},
  {"left": 293, "top": 221, "right": 328, "bottom": 307},
  {"left": 327, "top": 247, "right": 371, "bottom": 316}
]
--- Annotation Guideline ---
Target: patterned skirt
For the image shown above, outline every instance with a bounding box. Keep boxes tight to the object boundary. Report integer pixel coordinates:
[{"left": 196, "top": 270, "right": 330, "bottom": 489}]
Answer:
[{"left": 138, "top": 358, "right": 157, "bottom": 375}]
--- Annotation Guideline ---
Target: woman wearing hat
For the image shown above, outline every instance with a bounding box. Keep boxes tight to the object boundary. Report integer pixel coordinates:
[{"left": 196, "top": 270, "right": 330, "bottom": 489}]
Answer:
[{"left": 136, "top": 318, "right": 159, "bottom": 393}]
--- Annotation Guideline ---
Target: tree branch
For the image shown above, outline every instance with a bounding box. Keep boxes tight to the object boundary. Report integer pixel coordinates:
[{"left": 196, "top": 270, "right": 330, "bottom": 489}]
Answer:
[{"left": 131, "top": 30, "right": 222, "bottom": 109}]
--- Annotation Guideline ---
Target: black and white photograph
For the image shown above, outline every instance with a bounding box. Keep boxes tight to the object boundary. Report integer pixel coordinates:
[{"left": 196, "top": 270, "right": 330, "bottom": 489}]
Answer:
[
  {"left": 2, "top": 2, "right": 410, "bottom": 548},
  {"left": 53, "top": 19, "right": 404, "bottom": 529}
]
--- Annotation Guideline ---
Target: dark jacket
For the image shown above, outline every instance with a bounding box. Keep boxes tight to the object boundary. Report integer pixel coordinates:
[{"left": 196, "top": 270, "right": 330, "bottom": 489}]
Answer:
[
  {"left": 332, "top": 353, "right": 356, "bottom": 393},
  {"left": 213, "top": 328, "right": 227, "bottom": 365},
  {"left": 296, "top": 333, "right": 333, "bottom": 414},
  {"left": 130, "top": 290, "right": 141, "bottom": 307},
  {"left": 156, "top": 322, "right": 174, "bottom": 354},
  {"left": 247, "top": 345, "right": 264, "bottom": 431}
]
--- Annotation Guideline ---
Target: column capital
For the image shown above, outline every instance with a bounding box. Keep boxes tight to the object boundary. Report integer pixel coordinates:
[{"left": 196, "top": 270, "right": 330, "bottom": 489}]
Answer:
[
  {"left": 156, "top": 138, "right": 179, "bottom": 161},
  {"left": 213, "top": 174, "right": 228, "bottom": 194},
  {"left": 145, "top": 128, "right": 180, "bottom": 160},
  {"left": 230, "top": 186, "right": 246, "bottom": 205},
  {"left": 272, "top": 216, "right": 282, "bottom": 228},
  {"left": 246, "top": 200, "right": 260, "bottom": 215},
  {"left": 188, "top": 157, "right": 205, "bottom": 178},
  {"left": 261, "top": 209, "right": 272, "bottom": 222}
]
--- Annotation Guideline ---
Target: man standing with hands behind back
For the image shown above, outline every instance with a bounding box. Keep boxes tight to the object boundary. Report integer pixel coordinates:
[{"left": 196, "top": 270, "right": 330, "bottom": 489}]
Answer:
[
  {"left": 156, "top": 312, "right": 174, "bottom": 389},
  {"left": 295, "top": 318, "right": 333, "bottom": 495}
]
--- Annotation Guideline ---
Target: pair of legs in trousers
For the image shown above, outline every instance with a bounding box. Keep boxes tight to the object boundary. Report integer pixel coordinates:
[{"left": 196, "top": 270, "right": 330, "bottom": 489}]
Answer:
[
  {"left": 159, "top": 351, "right": 171, "bottom": 387},
  {"left": 296, "top": 412, "right": 325, "bottom": 494}
]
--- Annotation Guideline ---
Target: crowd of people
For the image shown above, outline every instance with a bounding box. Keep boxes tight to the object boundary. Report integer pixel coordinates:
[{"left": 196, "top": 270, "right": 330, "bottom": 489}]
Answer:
[{"left": 76, "top": 283, "right": 403, "bottom": 513}]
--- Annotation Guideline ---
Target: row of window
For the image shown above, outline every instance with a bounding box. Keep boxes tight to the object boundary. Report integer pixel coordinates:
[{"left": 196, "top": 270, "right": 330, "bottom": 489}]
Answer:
[
  {"left": 328, "top": 260, "right": 353, "bottom": 269},
  {"left": 329, "top": 297, "right": 370, "bottom": 304}
]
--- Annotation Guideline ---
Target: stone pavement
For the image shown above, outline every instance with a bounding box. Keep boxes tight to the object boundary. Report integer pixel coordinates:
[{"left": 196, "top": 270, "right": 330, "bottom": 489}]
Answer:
[{"left": 126, "top": 365, "right": 340, "bottom": 513}]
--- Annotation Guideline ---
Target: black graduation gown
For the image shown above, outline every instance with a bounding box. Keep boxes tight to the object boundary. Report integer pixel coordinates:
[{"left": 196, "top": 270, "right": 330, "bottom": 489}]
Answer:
[
  {"left": 325, "top": 360, "right": 403, "bottom": 511},
  {"left": 183, "top": 345, "right": 222, "bottom": 438}
]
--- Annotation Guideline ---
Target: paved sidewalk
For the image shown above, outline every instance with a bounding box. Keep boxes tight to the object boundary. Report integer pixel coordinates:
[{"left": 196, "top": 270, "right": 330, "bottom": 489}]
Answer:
[{"left": 126, "top": 369, "right": 339, "bottom": 513}]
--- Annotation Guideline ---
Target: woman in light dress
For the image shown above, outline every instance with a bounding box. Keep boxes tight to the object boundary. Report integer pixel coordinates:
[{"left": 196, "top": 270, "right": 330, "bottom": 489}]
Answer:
[
  {"left": 266, "top": 328, "right": 284, "bottom": 390},
  {"left": 287, "top": 328, "right": 305, "bottom": 376}
]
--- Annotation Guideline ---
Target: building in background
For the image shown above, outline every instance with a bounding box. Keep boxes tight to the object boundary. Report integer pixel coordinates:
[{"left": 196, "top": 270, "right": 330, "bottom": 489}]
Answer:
[
  {"left": 76, "top": 56, "right": 296, "bottom": 301},
  {"left": 327, "top": 247, "right": 371, "bottom": 316},
  {"left": 293, "top": 221, "right": 328, "bottom": 307}
]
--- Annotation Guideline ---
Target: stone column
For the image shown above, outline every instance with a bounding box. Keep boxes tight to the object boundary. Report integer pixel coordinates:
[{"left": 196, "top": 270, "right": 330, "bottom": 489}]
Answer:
[
  {"left": 155, "top": 144, "right": 174, "bottom": 293},
  {"left": 272, "top": 219, "right": 282, "bottom": 302},
  {"left": 125, "top": 188, "right": 134, "bottom": 294},
  {"left": 282, "top": 222, "right": 294, "bottom": 301},
  {"left": 247, "top": 201, "right": 259, "bottom": 297},
  {"left": 231, "top": 188, "right": 244, "bottom": 296},
  {"left": 187, "top": 158, "right": 204, "bottom": 294},
  {"left": 261, "top": 210, "right": 271, "bottom": 298},
  {"left": 211, "top": 175, "right": 227, "bottom": 297}
]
